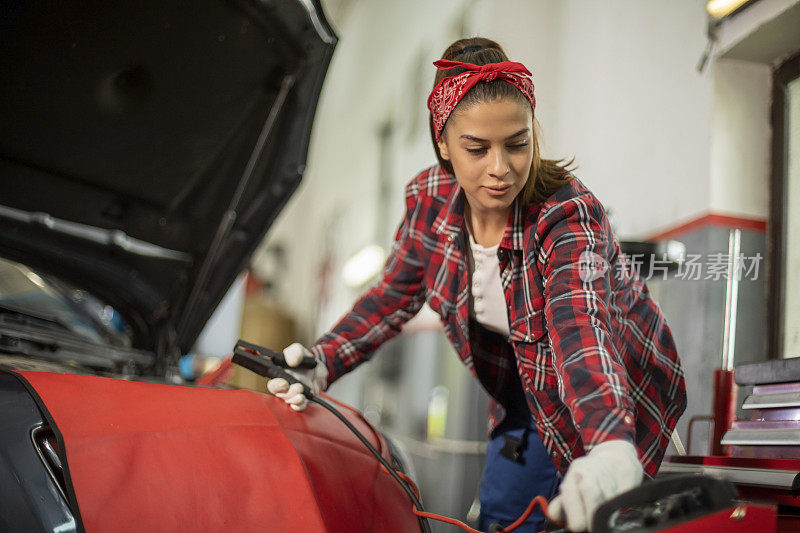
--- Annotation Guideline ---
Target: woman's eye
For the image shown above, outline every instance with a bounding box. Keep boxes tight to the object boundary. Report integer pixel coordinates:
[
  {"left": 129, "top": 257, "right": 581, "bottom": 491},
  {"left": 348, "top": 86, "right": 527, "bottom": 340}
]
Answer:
[{"left": 465, "top": 143, "right": 527, "bottom": 154}]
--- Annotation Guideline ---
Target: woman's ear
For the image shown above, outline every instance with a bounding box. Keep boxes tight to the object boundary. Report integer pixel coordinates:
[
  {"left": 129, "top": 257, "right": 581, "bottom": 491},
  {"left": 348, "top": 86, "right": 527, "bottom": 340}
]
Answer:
[{"left": 437, "top": 138, "right": 450, "bottom": 161}]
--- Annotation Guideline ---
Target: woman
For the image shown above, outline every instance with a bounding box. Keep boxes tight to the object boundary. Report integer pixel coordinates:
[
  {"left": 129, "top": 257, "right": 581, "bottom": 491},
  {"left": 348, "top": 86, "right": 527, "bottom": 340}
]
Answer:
[{"left": 267, "top": 37, "right": 686, "bottom": 532}]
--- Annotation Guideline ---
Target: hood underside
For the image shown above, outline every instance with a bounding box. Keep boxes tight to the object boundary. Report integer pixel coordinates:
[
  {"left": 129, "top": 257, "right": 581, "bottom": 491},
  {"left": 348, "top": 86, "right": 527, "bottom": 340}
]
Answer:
[{"left": 0, "top": 0, "right": 337, "bottom": 370}]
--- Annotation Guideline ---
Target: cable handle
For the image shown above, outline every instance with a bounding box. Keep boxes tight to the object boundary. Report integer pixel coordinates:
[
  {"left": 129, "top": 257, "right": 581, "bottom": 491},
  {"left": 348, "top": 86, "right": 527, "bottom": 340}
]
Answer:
[
  {"left": 232, "top": 347, "right": 314, "bottom": 398},
  {"left": 234, "top": 339, "right": 318, "bottom": 369}
]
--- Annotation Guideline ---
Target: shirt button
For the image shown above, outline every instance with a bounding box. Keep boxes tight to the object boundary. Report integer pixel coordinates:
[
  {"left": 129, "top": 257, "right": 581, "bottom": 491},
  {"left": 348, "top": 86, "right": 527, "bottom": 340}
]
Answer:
[
  {"left": 551, "top": 451, "right": 558, "bottom": 458},
  {"left": 624, "top": 415, "right": 633, "bottom": 425},
  {"left": 447, "top": 235, "right": 454, "bottom": 242}
]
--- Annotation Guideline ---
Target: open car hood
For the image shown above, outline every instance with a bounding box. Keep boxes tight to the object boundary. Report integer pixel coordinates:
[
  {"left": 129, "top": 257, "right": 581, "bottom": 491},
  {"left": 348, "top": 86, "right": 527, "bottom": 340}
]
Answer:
[{"left": 0, "top": 1, "right": 337, "bottom": 370}]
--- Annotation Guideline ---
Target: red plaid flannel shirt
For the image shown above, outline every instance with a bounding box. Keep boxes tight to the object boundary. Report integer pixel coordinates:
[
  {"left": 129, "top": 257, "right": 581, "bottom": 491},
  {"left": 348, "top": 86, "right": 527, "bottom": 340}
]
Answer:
[{"left": 310, "top": 165, "right": 686, "bottom": 477}]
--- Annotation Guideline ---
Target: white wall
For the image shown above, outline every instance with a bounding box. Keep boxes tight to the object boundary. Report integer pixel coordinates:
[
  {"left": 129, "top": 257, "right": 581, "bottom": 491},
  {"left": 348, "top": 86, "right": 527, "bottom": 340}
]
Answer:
[
  {"left": 469, "top": 0, "right": 714, "bottom": 240},
  {"left": 258, "top": 0, "right": 799, "bottom": 346},
  {"left": 709, "top": 59, "right": 772, "bottom": 218},
  {"left": 273, "top": 0, "right": 718, "bottom": 344},
  {"left": 262, "top": 0, "right": 475, "bottom": 343},
  {"left": 194, "top": 271, "right": 246, "bottom": 357}
]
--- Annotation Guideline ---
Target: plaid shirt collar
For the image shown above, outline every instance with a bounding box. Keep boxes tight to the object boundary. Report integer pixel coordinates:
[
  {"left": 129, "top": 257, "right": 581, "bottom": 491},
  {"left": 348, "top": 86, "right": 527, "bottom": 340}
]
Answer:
[{"left": 431, "top": 180, "right": 526, "bottom": 252}]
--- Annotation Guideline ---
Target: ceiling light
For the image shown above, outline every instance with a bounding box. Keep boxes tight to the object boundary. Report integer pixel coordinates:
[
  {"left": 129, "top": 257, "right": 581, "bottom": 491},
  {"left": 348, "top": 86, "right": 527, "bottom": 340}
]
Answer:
[
  {"left": 706, "top": 0, "right": 754, "bottom": 20},
  {"left": 342, "top": 245, "right": 386, "bottom": 288}
]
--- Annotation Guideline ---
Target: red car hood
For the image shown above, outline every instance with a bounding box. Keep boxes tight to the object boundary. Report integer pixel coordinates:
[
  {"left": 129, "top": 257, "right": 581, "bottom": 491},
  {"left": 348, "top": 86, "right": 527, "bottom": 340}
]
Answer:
[{"left": 8, "top": 370, "right": 419, "bottom": 532}]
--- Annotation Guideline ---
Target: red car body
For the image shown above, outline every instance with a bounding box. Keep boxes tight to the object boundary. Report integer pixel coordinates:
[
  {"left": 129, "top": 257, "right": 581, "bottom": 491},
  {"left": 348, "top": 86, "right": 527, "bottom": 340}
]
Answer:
[{"left": 8, "top": 369, "right": 421, "bottom": 532}]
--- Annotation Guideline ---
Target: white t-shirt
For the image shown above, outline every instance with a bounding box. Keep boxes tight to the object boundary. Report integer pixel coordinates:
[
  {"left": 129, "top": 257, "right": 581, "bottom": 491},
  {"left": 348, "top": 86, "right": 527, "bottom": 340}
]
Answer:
[{"left": 466, "top": 229, "right": 511, "bottom": 336}]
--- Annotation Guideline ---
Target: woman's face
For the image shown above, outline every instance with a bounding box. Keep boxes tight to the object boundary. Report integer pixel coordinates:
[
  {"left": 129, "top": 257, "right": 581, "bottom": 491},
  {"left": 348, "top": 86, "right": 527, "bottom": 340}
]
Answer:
[{"left": 437, "top": 97, "right": 533, "bottom": 217}]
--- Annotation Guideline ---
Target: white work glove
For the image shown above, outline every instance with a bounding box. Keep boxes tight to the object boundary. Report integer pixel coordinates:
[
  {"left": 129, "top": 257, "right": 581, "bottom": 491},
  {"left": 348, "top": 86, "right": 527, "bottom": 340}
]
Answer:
[
  {"left": 265, "top": 343, "right": 329, "bottom": 411},
  {"left": 548, "top": 439, "right": 643, "bottom": 532}
]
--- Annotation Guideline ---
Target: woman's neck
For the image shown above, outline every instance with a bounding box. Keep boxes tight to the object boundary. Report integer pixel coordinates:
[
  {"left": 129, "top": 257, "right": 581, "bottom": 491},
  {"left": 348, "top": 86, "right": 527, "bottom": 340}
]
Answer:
[{"left": 465, "top": 204, "right": 509, "bottom": 248}]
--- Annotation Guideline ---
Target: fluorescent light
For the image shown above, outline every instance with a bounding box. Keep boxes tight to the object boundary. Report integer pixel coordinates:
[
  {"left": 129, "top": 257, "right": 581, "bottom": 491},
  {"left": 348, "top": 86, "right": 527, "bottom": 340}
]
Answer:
[
  {"left": 342, "top": 245, "right": 386, "bottom": 287},
  {"left": 706, "top": 0, "right": 752, "bottom": 19}
]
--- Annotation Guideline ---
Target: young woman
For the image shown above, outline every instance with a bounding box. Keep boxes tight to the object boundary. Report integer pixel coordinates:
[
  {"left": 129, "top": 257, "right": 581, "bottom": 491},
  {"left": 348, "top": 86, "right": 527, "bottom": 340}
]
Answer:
[{"left": 267, "top": 37, "right": 687, "bottom": 533}]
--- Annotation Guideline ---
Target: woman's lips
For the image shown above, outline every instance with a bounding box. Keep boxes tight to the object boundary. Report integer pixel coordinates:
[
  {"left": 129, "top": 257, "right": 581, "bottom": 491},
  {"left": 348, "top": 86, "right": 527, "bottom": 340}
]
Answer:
[{"left": 484, "top": 185, "right": 511, "bottom": 197}]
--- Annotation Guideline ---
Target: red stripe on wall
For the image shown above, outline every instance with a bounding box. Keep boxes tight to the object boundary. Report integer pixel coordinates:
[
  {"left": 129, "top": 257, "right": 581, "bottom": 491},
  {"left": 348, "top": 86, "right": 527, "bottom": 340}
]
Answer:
[{"left": 646, "top": 213, "right": 768, "bottom": 242}]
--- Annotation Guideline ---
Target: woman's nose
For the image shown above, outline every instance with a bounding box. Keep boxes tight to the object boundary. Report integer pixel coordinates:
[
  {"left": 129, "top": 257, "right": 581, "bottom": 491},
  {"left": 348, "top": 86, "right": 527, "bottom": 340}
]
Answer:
[{"left": 488, "top": 149, "right": 510, "bottom": 178}]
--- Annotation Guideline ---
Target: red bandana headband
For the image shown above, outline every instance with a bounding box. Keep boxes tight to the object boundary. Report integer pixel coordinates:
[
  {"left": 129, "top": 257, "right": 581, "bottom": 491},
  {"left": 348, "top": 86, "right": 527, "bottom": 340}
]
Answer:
[{"left": 427, "top": 59, "right": 536, "bottom": 143}]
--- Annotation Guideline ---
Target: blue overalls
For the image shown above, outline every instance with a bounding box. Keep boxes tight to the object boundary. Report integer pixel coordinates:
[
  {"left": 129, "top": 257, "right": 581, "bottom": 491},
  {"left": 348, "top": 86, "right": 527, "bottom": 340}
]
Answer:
[{"left": 472, "top": 322, "right": 562, "bottom": 533}]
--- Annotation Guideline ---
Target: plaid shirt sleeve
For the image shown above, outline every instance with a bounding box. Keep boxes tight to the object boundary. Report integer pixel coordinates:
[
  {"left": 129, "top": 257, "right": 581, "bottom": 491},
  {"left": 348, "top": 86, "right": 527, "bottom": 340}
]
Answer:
[
  {"left": 309, "top": 177, "right": 427, "bottom": 386},
  {"left": 539, "top": 193, "right": 637, "bottom": 450}
]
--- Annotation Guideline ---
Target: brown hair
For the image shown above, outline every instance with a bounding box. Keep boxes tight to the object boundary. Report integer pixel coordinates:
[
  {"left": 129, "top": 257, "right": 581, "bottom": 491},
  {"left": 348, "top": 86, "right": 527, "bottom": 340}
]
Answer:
[{"left": 430, "top": 37, "right": 576, "bottom": 206}]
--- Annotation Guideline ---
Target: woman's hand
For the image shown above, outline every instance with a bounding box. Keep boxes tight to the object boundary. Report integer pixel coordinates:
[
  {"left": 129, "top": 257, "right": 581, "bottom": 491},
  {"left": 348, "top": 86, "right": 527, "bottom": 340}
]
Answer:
[
  {"left": 547, "top": 439, "right": 643, "bottom": 532},
  {"left": 265, "top": 343, "right": 329, "bottom": 411}
]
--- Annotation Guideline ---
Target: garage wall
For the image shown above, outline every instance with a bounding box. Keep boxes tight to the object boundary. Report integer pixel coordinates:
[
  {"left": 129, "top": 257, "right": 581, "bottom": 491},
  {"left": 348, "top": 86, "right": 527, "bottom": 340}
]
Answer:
[
  {"left": 468, "top": 0, "right": 715, "bottom": 240},
  {"left": 263, "top": 0, "right": 720, "bottom": 343},
  {"left": 249, "top": 0, "right": 800, "bottom": 458},
  {"left": 259, "top": 0, "right": 477, "bottom": 343},
  {"left": 709, "top": 59, "right": 772, "bottom": 218}
]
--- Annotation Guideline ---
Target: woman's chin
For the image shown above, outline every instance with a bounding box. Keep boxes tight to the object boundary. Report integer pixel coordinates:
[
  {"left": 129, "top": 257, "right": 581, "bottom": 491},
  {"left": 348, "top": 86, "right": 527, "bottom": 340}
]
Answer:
[{"left": 480, "top": 193, "right": 514, "bottom": 209}]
